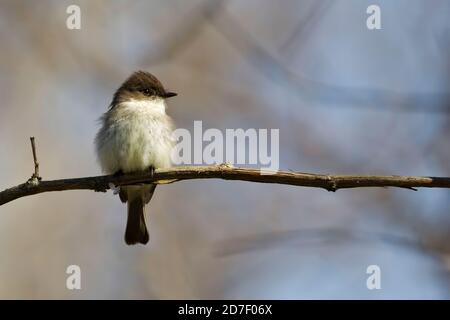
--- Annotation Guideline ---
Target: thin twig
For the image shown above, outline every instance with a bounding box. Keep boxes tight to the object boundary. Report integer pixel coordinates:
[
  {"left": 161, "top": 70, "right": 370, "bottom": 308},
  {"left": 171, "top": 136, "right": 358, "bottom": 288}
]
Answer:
[
  {"left": 1, "top": 165, "right": 450, "bottom": 206},
  {"left": 28, "top": 137, "right": 41, "bottom": 183}
]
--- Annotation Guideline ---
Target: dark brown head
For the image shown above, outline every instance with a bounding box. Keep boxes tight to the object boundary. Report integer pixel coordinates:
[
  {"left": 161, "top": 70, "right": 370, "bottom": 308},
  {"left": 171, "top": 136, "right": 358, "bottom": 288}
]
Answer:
[{"left": 110, "top": 71, "right": 177, "bottom": 107}]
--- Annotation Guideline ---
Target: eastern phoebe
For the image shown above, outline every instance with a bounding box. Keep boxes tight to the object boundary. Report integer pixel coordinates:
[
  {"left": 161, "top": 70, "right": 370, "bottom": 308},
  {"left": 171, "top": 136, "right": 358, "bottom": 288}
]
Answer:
[{"left": 95, "top": 71, "right": 177, "bottom": 245}]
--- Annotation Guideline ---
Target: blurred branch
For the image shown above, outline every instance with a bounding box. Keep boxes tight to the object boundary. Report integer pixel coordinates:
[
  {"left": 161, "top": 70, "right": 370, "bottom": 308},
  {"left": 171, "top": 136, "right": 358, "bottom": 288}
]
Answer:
[
  {"left": 208, "top": 9, "right": 450, "bottom": 113},
  {"left": 1, "top": 164, "right": 450, "bottom": 206},
  {"left": 215, "top": 228, "right": 425, "bottom": 257},
  {"left": 279, "top": 0, "right": 333, "bottom": 54},
  {"left": 141, "top": 0, "right": 225, "bottom": 66}
]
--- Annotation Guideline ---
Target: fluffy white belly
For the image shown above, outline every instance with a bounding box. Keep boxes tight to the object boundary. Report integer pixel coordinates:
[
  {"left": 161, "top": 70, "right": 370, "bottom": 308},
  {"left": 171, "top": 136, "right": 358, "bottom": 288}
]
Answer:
[{"left": 95, "top": 99, "right": 175, "bottom": 174}]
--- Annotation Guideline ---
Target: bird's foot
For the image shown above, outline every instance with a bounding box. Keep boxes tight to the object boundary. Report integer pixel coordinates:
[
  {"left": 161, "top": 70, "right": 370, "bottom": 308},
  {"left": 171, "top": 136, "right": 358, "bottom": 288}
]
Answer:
[
  {"left": 148, "top": 166, "right": 156, "bottom": 179},
  {"left": 113, "top": 169, "right": 124, "bottom": 177},
  {"left": 108, "top": 183, "right": 121, "bottom": 195}
]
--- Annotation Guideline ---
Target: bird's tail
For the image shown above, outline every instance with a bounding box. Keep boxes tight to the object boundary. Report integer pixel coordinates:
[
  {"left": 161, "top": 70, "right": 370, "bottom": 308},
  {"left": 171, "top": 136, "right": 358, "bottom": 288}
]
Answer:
[
  {"left": 125, "top": 195, "right": 149, "bottom": 245},
  {"left": 122, "top": 185, "right": 155, "bottom": 245},
  {"left": 125, "top": 193, "right": 149, "bottom": 245}
]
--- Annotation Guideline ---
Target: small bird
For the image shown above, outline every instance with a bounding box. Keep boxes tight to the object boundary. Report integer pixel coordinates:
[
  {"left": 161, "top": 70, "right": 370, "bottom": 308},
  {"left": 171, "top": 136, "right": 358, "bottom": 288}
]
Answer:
[{"left": 95, "top": 71, "right": 177, "bottom": 245}]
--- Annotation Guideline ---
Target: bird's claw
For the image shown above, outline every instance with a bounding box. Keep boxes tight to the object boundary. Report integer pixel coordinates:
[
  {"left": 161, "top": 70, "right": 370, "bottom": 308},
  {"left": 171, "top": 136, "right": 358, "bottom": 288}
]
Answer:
[
  {"left": 108, "top": 183, "right": 120, "bottom": 195},
  {"left": 148, "top": 166, "right": 155, "bottom": 179}
]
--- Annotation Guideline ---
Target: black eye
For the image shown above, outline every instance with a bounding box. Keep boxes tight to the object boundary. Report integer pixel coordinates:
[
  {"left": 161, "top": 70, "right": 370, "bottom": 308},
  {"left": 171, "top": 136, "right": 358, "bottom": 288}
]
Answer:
[{"left": 142, "top": 88, "right": 152, "bottom": 96}]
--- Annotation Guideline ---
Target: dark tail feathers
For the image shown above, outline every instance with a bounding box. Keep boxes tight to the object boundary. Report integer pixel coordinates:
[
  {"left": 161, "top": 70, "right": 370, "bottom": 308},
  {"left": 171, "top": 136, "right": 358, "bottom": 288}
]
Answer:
[{"left": 125, "top": 197, "right": 149, "bottom": 245}]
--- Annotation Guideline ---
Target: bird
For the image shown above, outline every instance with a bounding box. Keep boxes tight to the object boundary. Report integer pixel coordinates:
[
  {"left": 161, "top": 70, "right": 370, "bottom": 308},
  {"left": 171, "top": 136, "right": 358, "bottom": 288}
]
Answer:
[{"left": 95, "top": 71, "right": 177, "bottom": 245}]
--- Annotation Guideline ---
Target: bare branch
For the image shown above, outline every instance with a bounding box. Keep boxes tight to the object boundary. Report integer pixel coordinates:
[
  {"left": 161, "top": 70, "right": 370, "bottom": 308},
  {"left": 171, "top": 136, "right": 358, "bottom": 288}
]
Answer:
[{"left": 1, "top": 165, "right": 450, "bottom": 206}]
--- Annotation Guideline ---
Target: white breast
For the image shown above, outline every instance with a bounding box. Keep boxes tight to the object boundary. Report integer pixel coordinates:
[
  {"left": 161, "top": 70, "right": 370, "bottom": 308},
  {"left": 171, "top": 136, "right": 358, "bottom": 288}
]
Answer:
[{"left": 95, "top": 98, "right": 175, "bottom": 174}]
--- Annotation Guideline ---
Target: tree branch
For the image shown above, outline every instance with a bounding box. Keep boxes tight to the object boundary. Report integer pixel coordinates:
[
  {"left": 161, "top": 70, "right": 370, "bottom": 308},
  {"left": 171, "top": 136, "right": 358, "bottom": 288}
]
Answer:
[{"left": 1, "top": 164, "right": 450, "bottom": 206}]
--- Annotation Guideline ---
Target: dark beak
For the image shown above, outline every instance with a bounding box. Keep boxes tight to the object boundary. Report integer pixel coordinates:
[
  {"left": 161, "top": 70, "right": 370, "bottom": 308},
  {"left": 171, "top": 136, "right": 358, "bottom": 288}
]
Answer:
[{"left": 164, "top": 91, "right": 177, "bottom": 98}]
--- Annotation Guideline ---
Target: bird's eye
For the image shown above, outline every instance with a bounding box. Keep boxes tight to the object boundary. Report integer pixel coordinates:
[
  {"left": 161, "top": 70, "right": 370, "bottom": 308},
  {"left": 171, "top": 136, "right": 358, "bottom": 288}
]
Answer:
[{"left": 142, "top": 89, "right": 151, "bottom": 96}]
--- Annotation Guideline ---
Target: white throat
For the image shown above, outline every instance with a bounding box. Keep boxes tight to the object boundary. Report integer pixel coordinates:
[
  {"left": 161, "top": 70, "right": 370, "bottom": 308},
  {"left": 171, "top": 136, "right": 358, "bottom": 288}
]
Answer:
[{"left": 120, "top": 97, "right": 167, "bottom": 115}]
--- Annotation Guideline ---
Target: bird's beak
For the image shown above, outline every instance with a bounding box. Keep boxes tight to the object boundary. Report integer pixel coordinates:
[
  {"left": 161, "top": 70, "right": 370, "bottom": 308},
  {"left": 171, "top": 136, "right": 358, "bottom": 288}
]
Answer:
[{"left": 164, "top": 92, "right": 177, "bottom": 98}]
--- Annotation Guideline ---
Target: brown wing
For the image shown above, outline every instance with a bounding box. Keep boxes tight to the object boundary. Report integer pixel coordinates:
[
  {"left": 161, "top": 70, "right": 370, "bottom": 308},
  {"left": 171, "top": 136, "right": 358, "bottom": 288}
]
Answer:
[
  {"left": 119, "top": 188, "right": 128, "bottom": 203},
  {"left": 143, "top": 184, "right": 157, "bottom": 204}
]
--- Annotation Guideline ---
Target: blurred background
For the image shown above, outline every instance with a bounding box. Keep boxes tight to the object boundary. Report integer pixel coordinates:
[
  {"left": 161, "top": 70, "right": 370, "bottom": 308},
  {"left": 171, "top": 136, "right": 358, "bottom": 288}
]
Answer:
[{"left": 0, "top": 0, "right": 449, "bottom": 299}]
